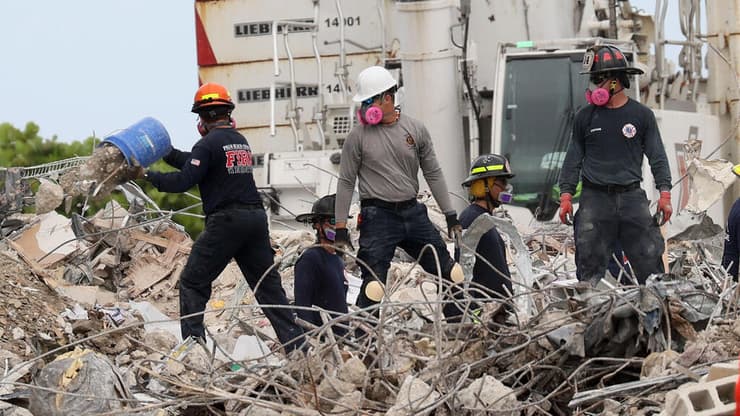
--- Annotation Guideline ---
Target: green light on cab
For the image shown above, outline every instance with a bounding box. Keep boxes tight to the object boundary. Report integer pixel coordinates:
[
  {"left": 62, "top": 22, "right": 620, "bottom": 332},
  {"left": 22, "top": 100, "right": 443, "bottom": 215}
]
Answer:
[{"left": 516, "top": 40, "right": 535, "bottom": 48}]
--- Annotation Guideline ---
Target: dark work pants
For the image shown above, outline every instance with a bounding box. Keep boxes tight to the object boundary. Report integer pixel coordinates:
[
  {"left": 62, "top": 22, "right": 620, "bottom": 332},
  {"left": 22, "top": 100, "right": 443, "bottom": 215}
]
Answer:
[
  {"left": 179, "top": 207, "right": 304, "bottom": 352},
  {"left": 355, "top": 203, "right": 456, "bottom": 315},
  {"left": 574, "top": 187, "right": 665, "bottom": 285}
]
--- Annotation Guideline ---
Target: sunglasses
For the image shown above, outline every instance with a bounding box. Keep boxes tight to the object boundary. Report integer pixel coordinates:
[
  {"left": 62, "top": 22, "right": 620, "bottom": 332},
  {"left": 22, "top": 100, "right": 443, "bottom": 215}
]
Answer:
[{"left": 590, "top": 74, "right": 616, "bottom": 85}]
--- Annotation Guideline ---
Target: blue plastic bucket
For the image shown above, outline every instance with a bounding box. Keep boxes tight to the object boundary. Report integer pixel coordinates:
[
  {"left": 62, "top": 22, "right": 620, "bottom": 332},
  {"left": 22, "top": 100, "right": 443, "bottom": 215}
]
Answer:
[{"left": 102, "top": 117, "right": 172, "bottom": 167}]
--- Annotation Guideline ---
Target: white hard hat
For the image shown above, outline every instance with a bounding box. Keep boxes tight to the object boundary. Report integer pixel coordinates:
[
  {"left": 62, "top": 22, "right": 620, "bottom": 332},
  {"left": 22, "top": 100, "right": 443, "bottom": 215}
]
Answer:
[{"left": 352, "top": 66, "right": 397, "bottom": 103}]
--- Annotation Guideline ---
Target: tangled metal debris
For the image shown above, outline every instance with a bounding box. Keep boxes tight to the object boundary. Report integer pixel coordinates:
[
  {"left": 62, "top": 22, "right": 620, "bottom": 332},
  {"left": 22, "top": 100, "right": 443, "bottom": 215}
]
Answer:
[{"left": 0, "top": 153, "right": 739, "bottom": 415}]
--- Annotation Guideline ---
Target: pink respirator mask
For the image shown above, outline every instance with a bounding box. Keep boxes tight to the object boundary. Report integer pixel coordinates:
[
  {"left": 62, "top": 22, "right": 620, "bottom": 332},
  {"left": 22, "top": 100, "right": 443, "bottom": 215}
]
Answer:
[
  {"left": 356, "top": 101, "right": 384, "bottom": 125},
  {"left": 584, "top": 78, "right": 618, "bottom": 107}
]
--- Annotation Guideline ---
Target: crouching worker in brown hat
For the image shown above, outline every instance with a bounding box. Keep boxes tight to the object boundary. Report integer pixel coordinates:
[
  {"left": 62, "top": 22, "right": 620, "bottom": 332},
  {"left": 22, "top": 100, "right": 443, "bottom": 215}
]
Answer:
[{"left": 294, "top": 194, "right": 349, "bottom": 337}]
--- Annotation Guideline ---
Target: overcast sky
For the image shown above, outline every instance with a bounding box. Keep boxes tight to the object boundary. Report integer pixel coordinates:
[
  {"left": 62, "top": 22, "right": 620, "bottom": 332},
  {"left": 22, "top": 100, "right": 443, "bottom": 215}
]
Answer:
[
  {"left": 0, "top": 0, "right": 679, "bottom": 152},
  {"left": 0, "top": 1, "right": 197, "bottom": 150}
]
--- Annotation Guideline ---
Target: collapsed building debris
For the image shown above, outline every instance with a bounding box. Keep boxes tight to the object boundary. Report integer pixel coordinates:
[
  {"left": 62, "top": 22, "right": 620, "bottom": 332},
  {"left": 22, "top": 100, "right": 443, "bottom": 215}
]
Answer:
[{"left": 0, "top": 153, "right": 739, "bottom": 415}]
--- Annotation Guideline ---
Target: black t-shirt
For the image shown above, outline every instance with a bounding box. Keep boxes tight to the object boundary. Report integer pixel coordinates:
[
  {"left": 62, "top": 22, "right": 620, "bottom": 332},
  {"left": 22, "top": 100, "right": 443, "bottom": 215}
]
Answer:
[
  {"left": 294, "top": 247, "right": 348, "bottom": 335},
  {"left": 459, "top": 204, "right": 512, "bottom": 298},
  {"left": 559, "top": 98, "right": 672, "bottom": 195},
  {"left": 147, "top": 128, "right": 262, "bottom": 215}
]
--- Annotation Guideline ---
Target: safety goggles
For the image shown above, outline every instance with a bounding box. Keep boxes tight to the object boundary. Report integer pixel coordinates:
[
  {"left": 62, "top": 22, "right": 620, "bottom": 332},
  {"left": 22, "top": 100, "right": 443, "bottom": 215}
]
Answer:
[{"left": 362, "top": 96, "right": 378, "bottom": 106}]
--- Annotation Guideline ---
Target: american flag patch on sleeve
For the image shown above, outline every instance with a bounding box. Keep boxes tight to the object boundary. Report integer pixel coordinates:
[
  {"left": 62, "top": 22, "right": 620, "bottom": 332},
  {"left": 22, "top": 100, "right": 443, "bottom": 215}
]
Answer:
[{"left": 190, "top": 159, "right": 201, "bottom": 166}]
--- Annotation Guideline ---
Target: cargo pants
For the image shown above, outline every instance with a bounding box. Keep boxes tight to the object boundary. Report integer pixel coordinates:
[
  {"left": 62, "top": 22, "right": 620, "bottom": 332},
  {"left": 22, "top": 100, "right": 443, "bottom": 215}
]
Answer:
[
  {"left": 178, "top": 206, "right": 304, "bottom": 352},
  {"left": 574, "top": 186, "right": 665, "bottom": 285}
]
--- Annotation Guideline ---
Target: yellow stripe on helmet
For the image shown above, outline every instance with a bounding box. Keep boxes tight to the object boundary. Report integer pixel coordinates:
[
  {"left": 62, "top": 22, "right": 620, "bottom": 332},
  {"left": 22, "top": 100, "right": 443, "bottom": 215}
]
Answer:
[
  {"left": 199, "top": 92, "right": 222, "bottom": 101},
  {"left": 470, "top": 164, "right": 504, "bottom": 174}
]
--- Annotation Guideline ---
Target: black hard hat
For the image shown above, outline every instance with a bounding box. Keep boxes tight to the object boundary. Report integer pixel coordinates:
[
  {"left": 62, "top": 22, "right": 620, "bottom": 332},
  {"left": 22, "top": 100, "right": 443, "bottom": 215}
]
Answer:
[
  {"left": 580, "top": 45, "right": 644, "bottom": 76},
  {"left": 295, "top": 194, "right": 351, "bottom": 223},
  {"left": 462, "top": 154, "right": 515, "bottom": 187}
]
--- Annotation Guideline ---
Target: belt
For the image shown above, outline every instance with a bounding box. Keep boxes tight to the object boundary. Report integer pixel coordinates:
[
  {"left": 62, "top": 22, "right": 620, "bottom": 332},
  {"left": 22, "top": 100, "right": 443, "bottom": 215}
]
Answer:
[
  {"left": 361, "top": 198, "right": 417, "bottom": 211},
  {"left": 582, "top": 179, "right": 640, "bottom": 194},
  {"left": 217, "top": 201, "right": 264, "bottom": 211}
]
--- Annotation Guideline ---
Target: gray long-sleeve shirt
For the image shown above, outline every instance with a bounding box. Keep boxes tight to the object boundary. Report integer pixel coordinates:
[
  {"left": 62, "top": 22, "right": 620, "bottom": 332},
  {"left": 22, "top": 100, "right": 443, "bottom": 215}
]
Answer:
[
  {"left": 335, "top": 114, "right": 455, "bottom": 223},
  {"left": 558, "top": 99, "right": 672, "bottom": 195}
]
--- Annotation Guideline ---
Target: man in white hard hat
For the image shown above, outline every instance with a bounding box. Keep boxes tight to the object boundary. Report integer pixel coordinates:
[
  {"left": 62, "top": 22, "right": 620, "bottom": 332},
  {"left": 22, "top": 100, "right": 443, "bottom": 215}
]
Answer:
[{"left": 334, "top": 65, "right": 463, "bottom": 312}]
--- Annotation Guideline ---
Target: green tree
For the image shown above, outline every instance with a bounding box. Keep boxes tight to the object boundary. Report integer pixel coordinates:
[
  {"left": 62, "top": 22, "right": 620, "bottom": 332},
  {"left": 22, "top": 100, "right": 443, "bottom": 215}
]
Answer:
[{"left": 0, "top": 121, "right": 204, "bottom": 238}]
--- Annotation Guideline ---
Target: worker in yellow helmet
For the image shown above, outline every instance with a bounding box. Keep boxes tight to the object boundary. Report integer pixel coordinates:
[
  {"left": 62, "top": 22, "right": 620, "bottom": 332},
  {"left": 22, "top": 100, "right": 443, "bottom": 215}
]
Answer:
[{"left": 446, "top": 154, "right": 515, "bottom": 319}]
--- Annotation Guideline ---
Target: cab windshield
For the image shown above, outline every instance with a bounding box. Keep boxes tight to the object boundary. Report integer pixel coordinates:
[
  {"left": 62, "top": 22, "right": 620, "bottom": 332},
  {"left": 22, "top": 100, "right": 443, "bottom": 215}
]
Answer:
[{"left": 499, "top": 53, "right": 590, "bottom": 220}]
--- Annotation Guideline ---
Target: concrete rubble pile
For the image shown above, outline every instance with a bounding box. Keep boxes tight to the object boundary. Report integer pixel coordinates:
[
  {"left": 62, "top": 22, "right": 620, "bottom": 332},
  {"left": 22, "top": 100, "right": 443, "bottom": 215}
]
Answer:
[{"left": 0, "top": 156, "right": 739, "bottom": 415}]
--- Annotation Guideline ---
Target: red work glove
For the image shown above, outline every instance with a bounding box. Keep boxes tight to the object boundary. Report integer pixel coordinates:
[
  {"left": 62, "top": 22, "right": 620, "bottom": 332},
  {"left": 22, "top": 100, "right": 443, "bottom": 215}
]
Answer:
[
  {"left": 655, "top": 191, "right": 672, "bottom": 226},
  {"left": 559, "top": 193, "right": 573, "bottom": 225}
]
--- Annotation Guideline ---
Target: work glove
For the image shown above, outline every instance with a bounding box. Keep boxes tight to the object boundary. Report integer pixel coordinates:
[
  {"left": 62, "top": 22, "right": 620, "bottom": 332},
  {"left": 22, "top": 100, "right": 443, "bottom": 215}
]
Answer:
[
  {"left": 127, "top": 166, "right": 147, "bottom": 181},
  {"left": 655, "top": 191, "right": 672, "bottom": 226},
  {"left": 445, "top": 213, "right": 463, "bottom": 240},
  {"left": 559, "top": 193, "right": 573, "bottom": 225},
  {"left": 334, "top": 227, "right": 354, "bottom": 254}
]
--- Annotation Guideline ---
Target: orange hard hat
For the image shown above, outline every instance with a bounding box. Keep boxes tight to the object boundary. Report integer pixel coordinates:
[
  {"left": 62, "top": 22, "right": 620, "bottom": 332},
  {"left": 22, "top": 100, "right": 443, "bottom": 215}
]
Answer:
[{"left": 191, "top": 82, "right": 235, "bottom": 114}]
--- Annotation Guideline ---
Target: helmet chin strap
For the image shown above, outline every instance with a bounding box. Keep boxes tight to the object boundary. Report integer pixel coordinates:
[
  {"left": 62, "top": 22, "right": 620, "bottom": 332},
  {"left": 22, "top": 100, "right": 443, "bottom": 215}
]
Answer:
[{"left": 483, "top": 184, "right": 501, "bottom": 212}]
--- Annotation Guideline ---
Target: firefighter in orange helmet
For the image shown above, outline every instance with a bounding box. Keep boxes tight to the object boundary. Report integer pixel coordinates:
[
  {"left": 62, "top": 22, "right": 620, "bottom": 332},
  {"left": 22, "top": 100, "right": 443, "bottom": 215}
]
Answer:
[{"left": 137, "top": 82, "right": 305, "bottom": 352}]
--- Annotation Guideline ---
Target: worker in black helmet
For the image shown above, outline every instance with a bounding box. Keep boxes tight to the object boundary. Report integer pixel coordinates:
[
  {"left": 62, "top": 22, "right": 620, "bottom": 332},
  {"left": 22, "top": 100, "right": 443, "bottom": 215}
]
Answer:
[
  {"left": 294, "top": 194, "right": 349, "bottom": 336},
  {"left": 558, "top": 44, "right": 672, "bottom": 286},
  {"left": 137, "top": 83, "right": 304, "bottom": 352}
]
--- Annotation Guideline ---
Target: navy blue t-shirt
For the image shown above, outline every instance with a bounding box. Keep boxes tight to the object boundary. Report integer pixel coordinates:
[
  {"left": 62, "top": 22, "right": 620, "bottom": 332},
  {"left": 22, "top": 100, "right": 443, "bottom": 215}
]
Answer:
[
  {"left": 722, "top": 198, "right": 740, "bottom": 279},
  {"left": 459, "top": 204, "right": 512, "bottom": 297},
  {"left": 294, "top": 247, "right": 348, "bottom": 335},
  {"left": 147, "top": 128, "right": 262, "bottom": 215},
  {"left": 559, "top": 98, "right": 672, "bottom": 195}
]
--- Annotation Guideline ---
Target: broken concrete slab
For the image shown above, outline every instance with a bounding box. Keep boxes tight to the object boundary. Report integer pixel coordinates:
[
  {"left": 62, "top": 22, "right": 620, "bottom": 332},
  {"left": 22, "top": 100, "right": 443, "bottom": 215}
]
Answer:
[
  {"left": 11, "top": 211, "right": 82, "bottom": 268},
  {"left": 457, "top": 375, "right": 519, "bottom": 413},
  {"left": 55, "top": 285, "right": 116, "bottom": 307},
  {"left": 386, "top": 376, "right": 439, "bottom": 416},
  {"left": 129, "top": 301, "right": 182, "bottom": 343},
  {"left": 686, "top": 158, "right": 736, "bottom": 214}
]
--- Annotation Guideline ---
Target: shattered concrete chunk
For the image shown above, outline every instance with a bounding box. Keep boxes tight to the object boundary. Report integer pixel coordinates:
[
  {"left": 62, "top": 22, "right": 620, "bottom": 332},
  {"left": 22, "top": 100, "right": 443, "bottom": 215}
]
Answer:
[
  {"left": 338, "top": 356, "right": 367, "bottom": 386},
  {"left": 34, "top": 178, "right": 64, "bottom": 214},
  {"left": 641, "top": 350, "right": 680, "bottom": 379},
  {"left": 317, "top": 376, "right": 356, "bottom": 400},
  {"left": 386, "top": 376, "right": 440, "bottom": 416},
  {"left": 145, "top": 329, "right": 179, "bottom": 353},
  {"left": 329, "top": 390, "right": 364, "bottom": 416},
  {"left": 456, "top": 375, "right": 519, "bottom": 413},
  {"left": 686, "top": 158, "right": 736, "bottom": 214},
  {"left": 11, "top": 327, "right": 24, "bottom": 340}
]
